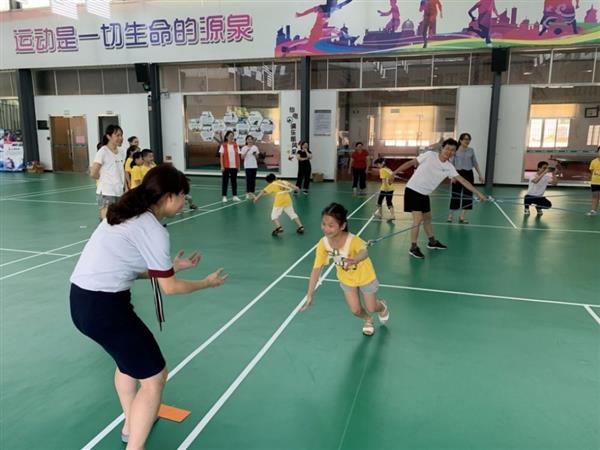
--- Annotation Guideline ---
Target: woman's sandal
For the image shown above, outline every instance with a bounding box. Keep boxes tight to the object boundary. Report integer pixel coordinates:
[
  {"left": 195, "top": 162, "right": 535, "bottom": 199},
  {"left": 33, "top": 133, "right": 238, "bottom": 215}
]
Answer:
[
  {"left": 296, "top": 225, "right": 305, "bottom": 234},
  {"left": 362, "top": 320, "right": 375, "bottom": 336},
  {"left": 121, "top": 433, "right": 129, "bottom": 444},
  {"left": 378, "top": 300, "right": 389, "bottom": 325},
  {"left": 271, "top": 226, "right": 284, "bottom": 236},
  {"left": 459, "top": 218, "right": 469, "bottom": 224}
]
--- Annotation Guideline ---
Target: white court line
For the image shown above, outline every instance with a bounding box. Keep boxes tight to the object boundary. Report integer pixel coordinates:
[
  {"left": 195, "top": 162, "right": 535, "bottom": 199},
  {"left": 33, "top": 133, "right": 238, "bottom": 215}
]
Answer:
[
  {"left": 0, "top": 247, "right": 69, "bottom": 256},
  {"left": 167, "top": 200, "right": 243, "bottom": 225},
  {"left": 492, "top": 201, "right": 518, "bottom": 229},
  {"left": 177, "top": 212, "right": 377, "bottom": 449},
  {"left": 583, "top": 305, "right": 600, "bottom": 326},
  {"left": 82, "top": 194, "right": 376, "bottom": 450},
  {"left": 4, "top": 198, "right": 97, "bottom": 206},
  {"left": 0, "top": 184, "right": 95, "bottom": 200},
  {"left": 284, "top": 276, "right": 600, "bottom": 309},
  {"left": 0, "top": 240, "right": 90, "bottom": 269},
  {"left": 0, "top": 252, "right": 83, "bottom": 280}
]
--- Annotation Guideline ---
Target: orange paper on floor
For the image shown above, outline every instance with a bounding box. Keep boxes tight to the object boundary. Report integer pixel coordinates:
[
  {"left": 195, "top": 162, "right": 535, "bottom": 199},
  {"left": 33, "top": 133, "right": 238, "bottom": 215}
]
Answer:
[{"left": 158, "top": 404, "right": 191, "bottom": 423}]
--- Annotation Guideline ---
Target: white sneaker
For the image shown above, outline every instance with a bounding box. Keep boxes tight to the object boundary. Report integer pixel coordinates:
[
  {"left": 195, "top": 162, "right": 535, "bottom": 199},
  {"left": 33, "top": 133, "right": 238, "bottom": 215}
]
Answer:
[
  {"left": 222, "top": 196, "right": 228, "bottom": 203},
  {"left": 587, "top": 210, "right": 598, "bottom": 216},
  {"left": 232, "top": 196, "right": 242, "bottom": 202},
  {"left": 524, "top": 209, "right": 530, "bottom": 216},
  {"left": 246, "top": 193, "right": 254, "bottom": 200},
  {"left": 373, "top": 210, "right": 382, "bottom": 218}
]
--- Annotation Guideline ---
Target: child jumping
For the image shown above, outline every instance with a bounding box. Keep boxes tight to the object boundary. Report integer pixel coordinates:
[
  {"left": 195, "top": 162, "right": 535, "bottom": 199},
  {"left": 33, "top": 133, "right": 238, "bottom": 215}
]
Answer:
[
  {"left": 524, "top": 161, "right": 558, "bottom": 216},
  {"left": 301, "top": 203, "right": 389, "bottom": 336},
  {"left": 254, "top": 174, "right": 304, "bottom": 236},
  {"left": 373, "top": 157, "right": 396, "bottom": 220}
]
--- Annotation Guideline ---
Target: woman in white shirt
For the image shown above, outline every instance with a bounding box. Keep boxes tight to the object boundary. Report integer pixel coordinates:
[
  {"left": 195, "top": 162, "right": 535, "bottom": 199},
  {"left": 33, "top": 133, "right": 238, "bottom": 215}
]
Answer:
[
  {"left": 90, "top": 125, "right": 125, "bottom": 220},
  {"left": 241, "top": 135, "right": 260, "bottom": 200},
  {"left": 70, "top": 165, "right": 227, "bottom": 448}
]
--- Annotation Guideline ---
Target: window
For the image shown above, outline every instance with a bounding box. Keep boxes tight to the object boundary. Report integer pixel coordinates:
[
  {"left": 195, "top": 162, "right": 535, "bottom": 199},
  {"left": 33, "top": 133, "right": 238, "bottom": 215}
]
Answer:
[
  {"left": 528, "top": 118, "right": 570, "bottom": 149},
  {"left": 310, "top": 59, "right": 327, "bottom": 89},
  {"left": 509, "top": 50, "right": 551, "bottom": 84},
  {"left": 328, "top": 59, "right": 360, "bottom": 89},
  {"left": 55, "top": 70, "right": 79, "bottom": 95},
  {"left": 362, "top": 58, "right": 396, "bottom": 89},
  {"left": 551, "top": 49, "right": 595, "bottom": 83},
  {"left": 432, "top": 55, "right": 469, "bottom": 86},
  {"left": 273, "top": 61, "right": 296, "bottom": 90},
  {"left": 587, "top": 125, "right": 600, "bottom": 146},
  {"left": 34, "top": 70, "right": 56, "bottom": 95},
  {"left": 102, "top": 68, "right": 128, "bottom": 94},
  {"left": 79, "top": 69, "right": 103, "bottom": 95},
  {"left": 396, "top": 56, "right": 432, "bottom": 87}
]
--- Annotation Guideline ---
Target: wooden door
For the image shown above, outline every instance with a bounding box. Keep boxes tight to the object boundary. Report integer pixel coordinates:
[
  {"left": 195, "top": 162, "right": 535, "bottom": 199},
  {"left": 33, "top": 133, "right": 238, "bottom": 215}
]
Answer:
[
  {"left": 69, "top": 116, "right": 89, "bottom": 173},
  {"left": 50, "top": 116, "right": 73, "bottom": 172}
]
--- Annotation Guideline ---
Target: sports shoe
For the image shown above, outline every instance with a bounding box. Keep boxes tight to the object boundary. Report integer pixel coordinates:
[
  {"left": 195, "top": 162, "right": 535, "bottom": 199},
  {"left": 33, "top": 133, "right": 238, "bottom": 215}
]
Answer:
[
  {"left": 536, "top": 209, "right": 544, "bottom": 216},
  {"left": 378, "top": 300, "right": 389, "bottom": 325},
  {"left": 246, "top": 193, "right": 255, "bottom": 200},
  {"left": 524, "top": 208, "right": 530, "bottom": 216},
  {"left": 373, "top": 210, "right": 382, "bottom": 218},
  {"left": 427, "top": 240, "right": 448, "bottom": 250},
  {"left": 222, "top": 196, "right": 228, "bottom": 203},
  {"left": 232, "top": 196, "right": 242, "bottom": 202},
  {"left": 409, "top": 246, "right": 425, "bottom": 259},
  {"left": 587, "top": 210, "right": 598, "bottom": 216}
]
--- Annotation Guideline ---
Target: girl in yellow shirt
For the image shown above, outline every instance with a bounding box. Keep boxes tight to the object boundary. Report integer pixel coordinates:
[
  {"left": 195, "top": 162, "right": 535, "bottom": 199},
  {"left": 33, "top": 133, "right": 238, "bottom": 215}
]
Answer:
[
  {"left": 129, "top": 151, "right": 144, "bottom": 188},
  {"left": 301, "top": 203, "right": 389, "bottom": 336},
  {"left": 589, "top": 146, "right": 600, "bottom": 216}
]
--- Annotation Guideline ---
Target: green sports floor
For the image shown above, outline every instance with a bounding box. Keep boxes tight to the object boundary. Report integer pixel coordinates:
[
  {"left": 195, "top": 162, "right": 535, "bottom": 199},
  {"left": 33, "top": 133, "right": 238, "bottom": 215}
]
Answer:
[{"left": 1, "top": 172, "right": 598, "bottom": 450}]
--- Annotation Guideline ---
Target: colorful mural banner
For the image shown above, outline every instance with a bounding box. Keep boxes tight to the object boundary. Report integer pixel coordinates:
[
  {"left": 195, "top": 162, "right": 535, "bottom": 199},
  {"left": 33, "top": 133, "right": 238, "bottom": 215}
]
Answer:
[{"left": 1, "top": 1, "right": 599, "bottom": 69}]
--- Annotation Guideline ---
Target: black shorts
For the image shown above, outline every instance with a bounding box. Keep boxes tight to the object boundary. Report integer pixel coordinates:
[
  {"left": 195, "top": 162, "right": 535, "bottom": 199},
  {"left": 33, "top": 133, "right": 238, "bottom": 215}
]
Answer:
[
  {"left": 404, "top": 187, "right": 431, "bottom": 213},
  {"left": 592, "top": 184, "right": 600, "bottom": 192},
  {"left": 70, "top": 283, "right": 166, "bottom": 379},
  {"left": 378, "top": 191, "right": 394, "bottom": 208}
]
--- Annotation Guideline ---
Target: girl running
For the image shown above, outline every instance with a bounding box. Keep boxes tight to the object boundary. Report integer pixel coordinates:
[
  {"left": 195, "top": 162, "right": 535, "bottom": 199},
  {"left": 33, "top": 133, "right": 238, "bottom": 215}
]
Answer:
[{"left": 301, "top": 203, "right": 389, "bottom": 336}]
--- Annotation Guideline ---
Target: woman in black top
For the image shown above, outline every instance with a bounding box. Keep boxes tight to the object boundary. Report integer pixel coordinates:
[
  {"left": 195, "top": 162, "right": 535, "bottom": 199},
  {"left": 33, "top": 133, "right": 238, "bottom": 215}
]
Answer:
[{"left": 296, "top": 140, "right": 312, "bottom": 194}]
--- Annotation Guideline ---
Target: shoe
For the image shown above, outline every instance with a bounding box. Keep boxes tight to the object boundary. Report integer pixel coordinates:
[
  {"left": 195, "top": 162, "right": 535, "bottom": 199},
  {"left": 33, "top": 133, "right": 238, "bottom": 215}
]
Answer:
[
  {"left": 121, "top": 433, "right": 128, "bottom": 444},
  {"left": 246, "top": 193, "right": 255, "bottom": 200},
  {"left": 587, "top": 210, "right": 597, "bottom": 216},
  {"left": 222, "top": 196, "right": 228, "bottom": 203},
  {"left": 362, "top": 320, "right": 375, "bottom": 336},
  {"left": 524, "top": 208, "right": 530, "bottom": 215},
  {"left": 536, "top": 209, "right": 543, "bottom": 216},
  {"left": 378, "top": 300, "right": 389, "bottom": 325},
  {"left": 459, "top": 218, "right": 469, "bottom": 224},
  {"left": 302, "top": 190, "right": 309, "bottom": 195},
  {"left": 427, "top": 240, "right": 448, "bottom": 250},
  {"left": 232, "top": 196, "right": 242, "bottom": 202},
  {"left": 353, "top": 188, "right": 357, "bottom": 195},
  {"left": 373, "top": 210, "right": 382, "bottom": 218},
  {"left": 188, "top": 202, "right": 198, "bottom": 210},
  {"left": 409, "top": 246, "right": 425, "bottom": 259},
  {"left": 271, "top": 226, "right": 284, "bottom": 236},
  {"left": 296, "top": 225, "right": 305, "bottom": 234}
]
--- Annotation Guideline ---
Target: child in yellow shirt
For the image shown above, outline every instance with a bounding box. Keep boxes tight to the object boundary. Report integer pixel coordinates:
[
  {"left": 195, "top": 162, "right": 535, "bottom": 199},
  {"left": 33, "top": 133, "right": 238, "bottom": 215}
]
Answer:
[
  {"left": 588, "top": 146, "right": 600, "bottom": 216},
  {"left": 253, "top": 173, "right": 304, "bottom": 235},
  {"left": 129, "top": 151, "right": 144, "bottom": 188},
  {"left": 301, "top": 203, "right": 389, "bottom": 336},
  {"left": 373, "top": 158, "right": 398, "bottom": 220},
  {"left": 141, "top": 149, "right": 156, "bottom": 179}
]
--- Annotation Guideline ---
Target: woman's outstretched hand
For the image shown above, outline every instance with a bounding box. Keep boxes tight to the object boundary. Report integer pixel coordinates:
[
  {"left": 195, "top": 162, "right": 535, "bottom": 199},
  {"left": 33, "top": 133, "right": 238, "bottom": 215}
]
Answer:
[
  {"left": 205, "top": 268, "right": 228, "bottom": 287},
  {"left": 174, "top": 250, "right": 201, "bottom": 273}
]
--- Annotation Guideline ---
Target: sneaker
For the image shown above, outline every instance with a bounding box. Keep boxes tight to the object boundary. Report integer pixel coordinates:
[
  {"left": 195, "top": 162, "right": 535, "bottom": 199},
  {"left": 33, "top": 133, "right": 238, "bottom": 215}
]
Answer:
[
  {"left": 302, "top": 190, "right": 309, "bottom": 195},
  {"left": 352, "top": 188, "right": 357, "bottom": 195},
  {"left": 409, "top": 246, "right": 425, "bottom": 259},
  {"left": 378, "top": 300, "right": 389, "bottom": 325},
  {"left": 427, "top": 240, "right": 448, "bottom": 250},
  {"left": 587, "top": 210, "right": 598, "bottom": 216},
  {"left": 246, "top": 193, "right": 255, "bottom": 200},
  {"left": 536, "top": 209, "right": 544, "bottom": 216},
  {"left": 222, "top": 196, "right": 228, "bottom": 203},
  {"left": 232, "top": 196, "right": 242, "bottom": 202},
  {"left": 373, "top": 210, "right": 382, "bottom": 218},
  {"left": 524, "top": 208, "right": 530, "bottom": 216},
  {"left": 188, "top": 202, "right": 198, "bottom": 210}
]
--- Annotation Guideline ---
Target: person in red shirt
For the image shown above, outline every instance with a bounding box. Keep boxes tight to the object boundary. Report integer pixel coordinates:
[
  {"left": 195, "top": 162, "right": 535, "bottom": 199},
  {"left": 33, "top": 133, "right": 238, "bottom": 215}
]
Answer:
[{"left": 348, "top": 142, "right": 370, "bottom": 195}]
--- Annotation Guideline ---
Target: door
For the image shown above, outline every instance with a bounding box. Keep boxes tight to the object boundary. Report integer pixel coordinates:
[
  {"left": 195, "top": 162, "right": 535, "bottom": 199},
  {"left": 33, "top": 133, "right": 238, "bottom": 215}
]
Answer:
[
  {"left": 50, "top": 116, "right": 90, "bottom": 173},
  {"left": 98, "top": 115, "right": 119, "bottom": 144}
]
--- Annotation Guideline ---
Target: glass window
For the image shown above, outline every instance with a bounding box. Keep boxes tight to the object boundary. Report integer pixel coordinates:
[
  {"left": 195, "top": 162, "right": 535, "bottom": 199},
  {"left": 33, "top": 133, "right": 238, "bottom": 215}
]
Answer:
[
  {"left": 551, "top": 49, "right": 595, "bottom": 83},
  {"left": 160, "top": 65, "right": 180, "bottom": 93},
  {"left": 509, "top": 50, "right": 551, "bottom": 84},
  {"left": 362, "top": 58, "right": 396, "bottom": 89},
  {"left": 433, "top": 55, "right": 469, "bottom": 86},
  {"left": 235, "top": 62, "right": 270, "bottom": 91},
  {"left": 55, "top": 70, "right": 79, "bottom": 95},
  {"left": 327, "top": 59, "right": 360, "bottom": 89},
  {"left": 206, "top": 64, "right": 236, "bottom": 91},
  {"left": 127, "top": 68, "right": 146, "bottom": 93},
  {"left": 396, "top": 56, "right": 432, "bottom": 87},
  {"left": 184, "top": 93, "right": 280, "bottom": 172},
  {"left": 102, "top": 68, "right": 128, "bottom": 94},
  {"left": 595, "top": 49, "right": 600, "bottom": 83},
  {"left": 78, "top": 69, "right": 103, "bottom": 95},
  {"left": 311, "top": 59, "right": 327, "bottom": 89},
  {"left": 180, "top": 66, "right": 207, "bottom": 92},
  {"left": 0, "top": 71, "right": 14, "bottom": 97},
  {"left": 587, "top": 124, "right": 600, "bottom": 146},
  {"left": 273, "top": 61, "right": 296, "bottom": 90},
  {"left": 34, "top": 70, "right": 56, "bottom": 95}
]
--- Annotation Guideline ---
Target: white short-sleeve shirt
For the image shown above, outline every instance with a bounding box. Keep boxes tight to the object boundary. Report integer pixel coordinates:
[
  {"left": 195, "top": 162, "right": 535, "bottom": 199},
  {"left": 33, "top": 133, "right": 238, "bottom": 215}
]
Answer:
[
  {"left": 527, "top": 173, "right": 552, "bottom": 197},
  {"left": 241, "top": 145, "right": 259, "bottom": 169},
  {"left": 94, "top": 146, "right": 126, "bottom": 196},
  {"left": 70, "top": 212, "right": 173, "bottom": 292},
  {"left": 406, "top": 151, "right": 459, "bottom": 195}
]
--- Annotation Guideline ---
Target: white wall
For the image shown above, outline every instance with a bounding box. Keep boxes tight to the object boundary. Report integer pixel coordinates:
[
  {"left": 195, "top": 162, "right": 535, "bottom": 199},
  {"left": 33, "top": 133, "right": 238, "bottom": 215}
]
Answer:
[
  {"left": 494, "top": 85, "right": 531, "bottom": 184},
  {"left": 456, "top": 85, "right": 492, "bottom": 182},
  {"left": 161, "top": 92, "right": 186, "bottom": 172},
  {"left": 280, "top": 90, "right": 302, "bottom": 179},
  {"left": 35, "top": 94, "right": 150, "bottom": 170},
  {"left": 309, "top": 90, "right": 338, "bottom": 180}
]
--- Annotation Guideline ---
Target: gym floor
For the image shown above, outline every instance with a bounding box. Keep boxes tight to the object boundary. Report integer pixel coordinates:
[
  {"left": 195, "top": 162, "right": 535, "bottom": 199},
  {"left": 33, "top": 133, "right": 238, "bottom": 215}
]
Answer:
[{"left": 1, "top": 172, "right": 598, "bottom": 450}]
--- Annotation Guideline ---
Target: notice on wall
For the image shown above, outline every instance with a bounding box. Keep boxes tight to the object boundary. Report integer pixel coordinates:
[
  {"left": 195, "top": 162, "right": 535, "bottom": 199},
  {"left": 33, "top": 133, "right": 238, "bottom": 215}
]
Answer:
[
  {"left": 314, "top": 110, "right": 331, "bottom": 136},
  {"left": 0, "top": 129, "right": 25, "bottom": 172}
]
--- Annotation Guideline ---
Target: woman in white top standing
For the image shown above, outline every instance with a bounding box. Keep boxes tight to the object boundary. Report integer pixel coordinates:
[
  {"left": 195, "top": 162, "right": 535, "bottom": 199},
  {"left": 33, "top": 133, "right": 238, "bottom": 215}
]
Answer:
[
  {"left": 91, "top": 125, "right": 125, "bottom": 220},
  {"left": 241, "top": 135, "right": 260, "bottom": 200},
  {"left": 70, "top": 164, "right": 227, "bottom": 449},
  {"left": 219, "top": 130, "right": 242, "bottom": 203}
]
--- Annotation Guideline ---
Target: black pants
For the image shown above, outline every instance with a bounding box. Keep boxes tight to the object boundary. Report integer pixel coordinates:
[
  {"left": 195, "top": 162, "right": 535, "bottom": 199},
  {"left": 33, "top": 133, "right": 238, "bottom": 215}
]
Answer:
[
  {"left": 352, "top": 168, "right": 367, "bottom": 190},
  {"left": 524, "top": 195, "right": 552, "bottom": 210},
  {"left": 449, "top": 169, "right": 474, "bottom": 211},
  {"left": 377, "top": 191, "right": 393, "bottom": 208},
  {"left": 296, "top": 162, "right": 311, "bottom": 191},
  {"left": 222, "top": 168, "right": 238, "bottom": 196},
  {"left": 245, "top": 168, "right": 257, "bottom": 194}
]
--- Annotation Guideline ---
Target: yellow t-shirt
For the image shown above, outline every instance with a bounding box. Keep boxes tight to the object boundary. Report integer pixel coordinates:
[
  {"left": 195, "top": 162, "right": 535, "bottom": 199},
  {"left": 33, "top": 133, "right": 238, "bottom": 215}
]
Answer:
[
  {"left": 590, "top": 158, "right": 600, "bottom": 185},
  {"left": 141, "top": 162, "right": 156, "bottom": 179},
  {"left": 380, "top": 167, "right": 394, "bottom": 192},
  {"left": 124, "top": 157, "right": 133, "bottom": 174},
  {"left": 130, "top": 166, "right": 144, "bottom": 188},
  {"left": 264, "top": 180, "right": 293, "bottom": 208},
  {"left": 313, "top": 234, "right": 377, "bottom": 287}
]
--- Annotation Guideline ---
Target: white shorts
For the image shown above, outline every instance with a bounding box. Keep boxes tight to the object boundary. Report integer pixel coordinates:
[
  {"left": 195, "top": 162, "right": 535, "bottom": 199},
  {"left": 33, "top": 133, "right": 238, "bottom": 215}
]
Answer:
[{"left": 271, "top": 206, "right": 298, "bottom": 221}]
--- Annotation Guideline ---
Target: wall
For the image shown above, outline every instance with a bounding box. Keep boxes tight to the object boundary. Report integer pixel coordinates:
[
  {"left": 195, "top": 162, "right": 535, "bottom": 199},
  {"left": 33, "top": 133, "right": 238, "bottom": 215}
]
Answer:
[
  {"left": 35, "top": 94, "right": 150, "bottom": 170},
  {"left": 456, "top": 85, "right": 492, "bottom": 182},
  {"left": 494, "top": 85, "right": 531, "bottom": 184},
  {"left": 309, "top": 90, "right": 338, "bottom": 180},
  {"left": 161, "top": 92, "right": 185, "bottom": 172}
]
